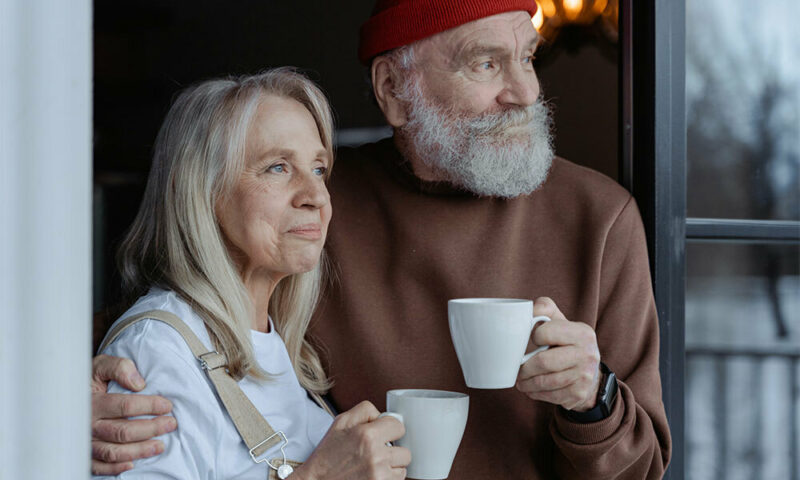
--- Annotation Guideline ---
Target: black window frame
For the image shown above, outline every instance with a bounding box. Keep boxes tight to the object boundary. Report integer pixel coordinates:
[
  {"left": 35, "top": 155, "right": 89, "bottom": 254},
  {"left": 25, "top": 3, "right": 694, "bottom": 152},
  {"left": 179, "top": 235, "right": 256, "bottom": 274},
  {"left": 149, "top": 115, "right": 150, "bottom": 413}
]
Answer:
[{"left": 623, "top": 1, "right": 800, "bottom": 479}]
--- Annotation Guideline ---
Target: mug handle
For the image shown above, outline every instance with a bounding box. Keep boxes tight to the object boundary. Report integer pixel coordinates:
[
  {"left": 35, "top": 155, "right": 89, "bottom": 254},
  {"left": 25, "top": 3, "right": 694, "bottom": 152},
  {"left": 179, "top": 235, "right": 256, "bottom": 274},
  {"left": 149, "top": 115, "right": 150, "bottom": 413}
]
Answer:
[
  {"left": 520, "top": 315, "right": 551, "bottom": 365},
  {"left": 377, "top": 412, "right": 404, "bottom": 446}
]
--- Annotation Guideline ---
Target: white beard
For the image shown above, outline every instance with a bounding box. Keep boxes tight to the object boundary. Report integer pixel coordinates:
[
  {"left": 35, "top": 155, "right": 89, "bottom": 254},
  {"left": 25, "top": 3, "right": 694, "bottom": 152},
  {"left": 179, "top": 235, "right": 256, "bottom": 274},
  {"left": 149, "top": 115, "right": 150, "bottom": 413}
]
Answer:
[{"left": 397, "top": 75, "right": 555, "bottom": 198}]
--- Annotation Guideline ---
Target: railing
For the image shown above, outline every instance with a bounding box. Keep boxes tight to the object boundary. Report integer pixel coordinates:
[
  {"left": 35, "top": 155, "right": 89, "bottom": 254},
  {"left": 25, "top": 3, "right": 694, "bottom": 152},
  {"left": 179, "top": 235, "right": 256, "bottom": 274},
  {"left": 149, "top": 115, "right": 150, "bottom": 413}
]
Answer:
[{"left": 686, "top": 344, "right": 800, "bottom": 480}]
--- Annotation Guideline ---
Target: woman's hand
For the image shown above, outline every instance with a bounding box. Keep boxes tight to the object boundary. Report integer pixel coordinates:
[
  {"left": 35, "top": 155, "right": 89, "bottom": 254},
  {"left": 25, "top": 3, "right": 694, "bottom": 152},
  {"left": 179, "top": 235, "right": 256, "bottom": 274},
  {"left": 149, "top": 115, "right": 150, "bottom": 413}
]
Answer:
[
  {"left": 292, "top": 401, "right": 410, "bottom": 480},
  {"left": 90, "top": 354, "right": 177, "bottom": 475}
]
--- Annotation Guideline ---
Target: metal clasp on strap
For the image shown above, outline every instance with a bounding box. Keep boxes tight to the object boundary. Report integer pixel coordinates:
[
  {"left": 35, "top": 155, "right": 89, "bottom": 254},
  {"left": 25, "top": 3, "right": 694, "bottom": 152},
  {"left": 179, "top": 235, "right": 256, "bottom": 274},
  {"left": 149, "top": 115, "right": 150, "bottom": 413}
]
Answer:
[
  {"left": 197, "top": 351, "right": 227, "bottom": 371},
  {"left": 249, "top": 431, "right": 294, "bottom": 478}
]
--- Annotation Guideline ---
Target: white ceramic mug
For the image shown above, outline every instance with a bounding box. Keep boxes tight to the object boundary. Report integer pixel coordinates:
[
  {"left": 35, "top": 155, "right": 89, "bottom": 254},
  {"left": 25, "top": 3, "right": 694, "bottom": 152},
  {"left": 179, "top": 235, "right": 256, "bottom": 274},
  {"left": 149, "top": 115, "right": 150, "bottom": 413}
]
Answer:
[
  {"left": 384, "top": 389, "right": 469, "bottom": 479},
  {"left": 448, "top": 298, "right": 551, "bottom": 389}
]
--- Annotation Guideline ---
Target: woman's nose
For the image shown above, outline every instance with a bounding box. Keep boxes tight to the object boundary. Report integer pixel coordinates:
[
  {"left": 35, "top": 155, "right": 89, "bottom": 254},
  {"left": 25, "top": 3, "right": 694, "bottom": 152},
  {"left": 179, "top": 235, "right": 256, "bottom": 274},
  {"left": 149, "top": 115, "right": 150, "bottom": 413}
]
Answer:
[{"left": 294, "top": 172, "right": 330, "bottom": 209}]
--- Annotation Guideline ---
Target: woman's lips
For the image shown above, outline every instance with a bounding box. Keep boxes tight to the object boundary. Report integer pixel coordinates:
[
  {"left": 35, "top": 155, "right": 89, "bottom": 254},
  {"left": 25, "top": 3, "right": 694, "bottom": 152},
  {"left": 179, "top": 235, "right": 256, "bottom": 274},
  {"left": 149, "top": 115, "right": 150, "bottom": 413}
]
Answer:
[{"left": 287, "top": 224, "right": 322, "bottom": 240}]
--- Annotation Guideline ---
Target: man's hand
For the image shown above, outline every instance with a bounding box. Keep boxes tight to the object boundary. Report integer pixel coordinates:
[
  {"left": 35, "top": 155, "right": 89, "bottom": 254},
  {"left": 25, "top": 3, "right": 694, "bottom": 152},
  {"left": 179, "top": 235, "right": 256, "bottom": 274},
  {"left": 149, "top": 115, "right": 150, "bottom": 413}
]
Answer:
[
  {"left": 516, "top": 297, "right": 601, "bottom": 412},
  {"left": 91, "top": 354, "right": 177, "bottom": 475}
]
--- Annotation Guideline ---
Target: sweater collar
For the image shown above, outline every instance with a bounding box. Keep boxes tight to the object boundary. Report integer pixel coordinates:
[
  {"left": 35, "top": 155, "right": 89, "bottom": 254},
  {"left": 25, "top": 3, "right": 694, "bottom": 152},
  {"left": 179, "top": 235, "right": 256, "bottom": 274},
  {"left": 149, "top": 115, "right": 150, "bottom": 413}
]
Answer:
[{"left": 375, "top": 136, "right": 475, "bottom": 197}]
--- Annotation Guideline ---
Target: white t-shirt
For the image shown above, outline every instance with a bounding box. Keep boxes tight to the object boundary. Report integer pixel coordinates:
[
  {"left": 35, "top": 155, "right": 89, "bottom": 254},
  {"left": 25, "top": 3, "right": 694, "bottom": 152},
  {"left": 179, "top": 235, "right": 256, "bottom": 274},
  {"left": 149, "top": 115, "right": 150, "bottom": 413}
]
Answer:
[{"left": 94, "top": 287, "right": 334, "bottom": 480}]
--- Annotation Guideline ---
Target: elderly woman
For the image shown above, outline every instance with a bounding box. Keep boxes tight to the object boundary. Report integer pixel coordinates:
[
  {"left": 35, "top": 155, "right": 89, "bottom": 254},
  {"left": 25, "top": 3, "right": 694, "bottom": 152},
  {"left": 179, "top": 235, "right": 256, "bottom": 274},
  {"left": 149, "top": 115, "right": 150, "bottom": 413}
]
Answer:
[{"left": 94, "top": 69, "right": 409, "bottom": 479}]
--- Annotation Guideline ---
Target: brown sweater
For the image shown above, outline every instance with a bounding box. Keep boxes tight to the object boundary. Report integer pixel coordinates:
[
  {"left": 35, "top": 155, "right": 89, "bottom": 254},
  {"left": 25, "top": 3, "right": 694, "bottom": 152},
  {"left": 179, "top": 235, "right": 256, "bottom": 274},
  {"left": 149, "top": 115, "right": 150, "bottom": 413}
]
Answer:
[{"left": 311, "top": 138, "right": 671, "bottom": 479}]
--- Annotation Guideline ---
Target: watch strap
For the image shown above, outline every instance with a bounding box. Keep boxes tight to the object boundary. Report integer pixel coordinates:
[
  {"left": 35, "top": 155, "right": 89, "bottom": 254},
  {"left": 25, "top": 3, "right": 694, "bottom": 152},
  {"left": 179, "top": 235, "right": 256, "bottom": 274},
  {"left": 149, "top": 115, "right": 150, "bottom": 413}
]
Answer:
[{"left": 562, "top": 362, "right": 618, "bottom": 423}]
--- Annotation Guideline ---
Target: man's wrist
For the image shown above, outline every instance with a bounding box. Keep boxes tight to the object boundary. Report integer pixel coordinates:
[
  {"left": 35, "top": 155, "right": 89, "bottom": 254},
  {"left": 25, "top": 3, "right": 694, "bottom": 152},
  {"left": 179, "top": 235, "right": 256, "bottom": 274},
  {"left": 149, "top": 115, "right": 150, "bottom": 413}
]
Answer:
[
  {"left": 562, "top": 362, "right": 618, "bottom": 423},
  {"left": 572, "top": 366, "right": 602, "bottom": 412}
]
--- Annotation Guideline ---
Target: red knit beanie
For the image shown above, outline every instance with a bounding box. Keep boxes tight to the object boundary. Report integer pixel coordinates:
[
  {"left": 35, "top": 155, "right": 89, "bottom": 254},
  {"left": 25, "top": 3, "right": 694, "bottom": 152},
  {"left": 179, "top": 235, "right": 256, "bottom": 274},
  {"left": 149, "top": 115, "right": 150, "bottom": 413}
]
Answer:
[{"left": 358, "top": 0, "right": 538, "bottom": 65}]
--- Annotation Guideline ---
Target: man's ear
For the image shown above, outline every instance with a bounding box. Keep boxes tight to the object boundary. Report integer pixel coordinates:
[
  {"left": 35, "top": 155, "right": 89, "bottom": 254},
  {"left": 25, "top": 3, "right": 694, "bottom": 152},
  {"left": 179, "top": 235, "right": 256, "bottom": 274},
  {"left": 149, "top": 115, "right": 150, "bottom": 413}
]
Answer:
[{"left": 371, "top": 56, "right": 408, "bottom": 128}]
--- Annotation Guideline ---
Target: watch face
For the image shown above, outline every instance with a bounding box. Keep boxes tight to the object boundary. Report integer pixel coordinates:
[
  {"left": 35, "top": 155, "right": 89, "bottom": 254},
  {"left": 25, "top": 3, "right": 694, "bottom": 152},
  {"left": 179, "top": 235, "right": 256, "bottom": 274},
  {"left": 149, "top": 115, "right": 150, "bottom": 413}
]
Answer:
[
  {"left": 596, "top": 362, "right": 617, "bottom": 416},
  {"left": 601, "top": 371, "right": 618, "bottom": 412}
]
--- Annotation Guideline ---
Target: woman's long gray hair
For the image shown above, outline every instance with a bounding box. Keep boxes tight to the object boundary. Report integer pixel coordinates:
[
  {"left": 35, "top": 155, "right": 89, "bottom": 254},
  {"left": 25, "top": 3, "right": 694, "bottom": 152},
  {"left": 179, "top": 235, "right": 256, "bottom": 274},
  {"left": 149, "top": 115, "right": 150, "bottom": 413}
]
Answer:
[{"left": 117, "top": 68, "right": 334, "bottom": 392}]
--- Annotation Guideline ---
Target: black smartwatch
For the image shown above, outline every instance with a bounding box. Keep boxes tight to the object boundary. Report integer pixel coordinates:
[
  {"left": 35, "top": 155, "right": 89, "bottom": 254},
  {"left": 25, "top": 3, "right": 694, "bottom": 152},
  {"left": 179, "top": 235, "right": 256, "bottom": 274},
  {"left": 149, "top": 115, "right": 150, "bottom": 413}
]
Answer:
[{"left": 563, "top": 362, "right": 618, "bottom": 423}]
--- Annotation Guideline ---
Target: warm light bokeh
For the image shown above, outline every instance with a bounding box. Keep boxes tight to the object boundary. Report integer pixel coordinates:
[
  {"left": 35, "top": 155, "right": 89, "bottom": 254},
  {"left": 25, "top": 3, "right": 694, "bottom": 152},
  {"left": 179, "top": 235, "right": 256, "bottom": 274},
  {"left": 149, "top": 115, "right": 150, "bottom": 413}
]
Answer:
[
  {"left": 592, "top": 0, "right": 609, "bottom": 14},
  {"left": 532, "top": 6, "right": 545, "bottom": 31},
  {"left": 539, "top": 0, "right": 557, "bottom": 17},
  {"left": 563, "top": 0, "right": 583, "bottom": 20},
  {"left": 531, "top": 0, "right": 619, "bottom": 43}
]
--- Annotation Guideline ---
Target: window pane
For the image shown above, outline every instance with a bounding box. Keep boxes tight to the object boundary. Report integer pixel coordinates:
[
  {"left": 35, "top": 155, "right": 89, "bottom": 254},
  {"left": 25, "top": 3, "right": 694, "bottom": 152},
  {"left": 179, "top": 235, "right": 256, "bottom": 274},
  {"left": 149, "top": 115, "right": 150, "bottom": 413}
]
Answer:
[
  {"left": 686, "top": 242, "right": 800, "bottom": 480},
  {"left": 686, "top": 0, "right": 800, "bottom": 220}
]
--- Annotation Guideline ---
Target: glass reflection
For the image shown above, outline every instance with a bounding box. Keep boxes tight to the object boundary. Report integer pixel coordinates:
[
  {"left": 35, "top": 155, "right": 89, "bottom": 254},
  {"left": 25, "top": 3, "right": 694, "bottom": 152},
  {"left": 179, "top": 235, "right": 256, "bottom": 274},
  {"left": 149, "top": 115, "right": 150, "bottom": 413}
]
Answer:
[{"left": 686, "top": 0, "right": 800, "bottom": 220}]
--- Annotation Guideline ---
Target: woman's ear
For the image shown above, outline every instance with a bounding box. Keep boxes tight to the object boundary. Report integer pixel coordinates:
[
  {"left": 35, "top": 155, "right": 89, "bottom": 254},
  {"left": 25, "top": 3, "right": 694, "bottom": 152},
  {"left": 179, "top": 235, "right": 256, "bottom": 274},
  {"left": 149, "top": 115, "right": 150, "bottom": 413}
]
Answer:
[{"left": 371, "top": 56, "right": 408, "bottom": 128}]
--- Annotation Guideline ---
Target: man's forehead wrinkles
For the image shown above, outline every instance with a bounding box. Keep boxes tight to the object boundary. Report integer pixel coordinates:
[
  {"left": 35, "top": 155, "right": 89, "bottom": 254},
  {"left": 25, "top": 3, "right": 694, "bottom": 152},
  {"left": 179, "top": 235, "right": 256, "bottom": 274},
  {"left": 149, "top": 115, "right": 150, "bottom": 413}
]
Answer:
[
  {"left": 512, "top": 20, "right": 539, "bottom": 44},
  {"left": 450, "top": 21, "right": 536, "bottom": 46},
  {"left": 444, "top": 25, "right": 504, "bottom": 47},
  {"left": 443, "top": 25, "right": 513, "bottom": 58},
  {"left": 511, "top": 15, "right": 537, "bottom": 32}
]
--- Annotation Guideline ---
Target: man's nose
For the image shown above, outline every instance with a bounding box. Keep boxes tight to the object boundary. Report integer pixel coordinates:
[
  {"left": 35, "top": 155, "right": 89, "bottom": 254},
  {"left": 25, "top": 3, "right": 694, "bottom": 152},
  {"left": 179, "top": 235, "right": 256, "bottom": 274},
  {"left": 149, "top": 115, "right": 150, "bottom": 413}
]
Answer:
[{"left": 497, "top": 65, "right": 539, "bottom": 107}]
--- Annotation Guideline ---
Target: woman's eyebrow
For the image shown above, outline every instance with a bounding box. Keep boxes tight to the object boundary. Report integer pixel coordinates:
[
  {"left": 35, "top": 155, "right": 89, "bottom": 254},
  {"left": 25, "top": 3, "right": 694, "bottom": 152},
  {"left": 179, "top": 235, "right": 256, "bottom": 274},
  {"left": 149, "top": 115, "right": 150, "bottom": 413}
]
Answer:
[
  {"left": 260, "top": 148, "right": 295, "bottom": 159},
  {"left": 315, "top": 149, "right": 330, "bottom": 162},
  {"left": 258, "top": 147, "right": 329, "bottom": 163}
]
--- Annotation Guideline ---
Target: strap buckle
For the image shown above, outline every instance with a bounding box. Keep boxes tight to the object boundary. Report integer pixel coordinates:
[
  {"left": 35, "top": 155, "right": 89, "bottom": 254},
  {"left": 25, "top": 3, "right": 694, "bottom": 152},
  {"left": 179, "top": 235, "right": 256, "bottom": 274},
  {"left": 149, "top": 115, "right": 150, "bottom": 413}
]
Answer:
[
  {"left": 249, "top": 431, "right": 294, "bottom": 478},
  {"left": 197, "top": 351, "right": 227, "bottom": 371}
]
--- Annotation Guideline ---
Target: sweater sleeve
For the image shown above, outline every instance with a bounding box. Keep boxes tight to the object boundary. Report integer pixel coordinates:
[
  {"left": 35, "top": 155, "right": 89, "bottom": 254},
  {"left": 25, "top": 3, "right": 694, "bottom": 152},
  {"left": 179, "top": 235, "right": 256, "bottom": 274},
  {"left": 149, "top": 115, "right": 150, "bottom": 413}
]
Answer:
[
  {"left": 549, "top": 197, "right": 672, "bottom": 479},
  {"left": 93, "top": 319, "right": 223, "bottom": 480}
]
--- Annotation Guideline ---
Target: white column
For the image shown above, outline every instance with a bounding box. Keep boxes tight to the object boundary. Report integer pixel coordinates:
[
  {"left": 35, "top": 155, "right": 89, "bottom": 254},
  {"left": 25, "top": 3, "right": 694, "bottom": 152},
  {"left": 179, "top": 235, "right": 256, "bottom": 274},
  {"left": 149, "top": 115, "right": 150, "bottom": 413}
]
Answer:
[{"left": 0, "top": 0, "right": 92, "bottom": 478}]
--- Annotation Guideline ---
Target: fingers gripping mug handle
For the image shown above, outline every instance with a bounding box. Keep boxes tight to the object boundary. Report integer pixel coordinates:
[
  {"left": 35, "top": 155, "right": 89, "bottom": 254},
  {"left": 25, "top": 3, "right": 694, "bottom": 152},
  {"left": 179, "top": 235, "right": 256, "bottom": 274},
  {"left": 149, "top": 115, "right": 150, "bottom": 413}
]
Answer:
[
  {"left": 520, "top": 315, "right": 551, "bottom": 365},
  {"left": 378, "top": 412, "right": 404, "bottom": 446}
]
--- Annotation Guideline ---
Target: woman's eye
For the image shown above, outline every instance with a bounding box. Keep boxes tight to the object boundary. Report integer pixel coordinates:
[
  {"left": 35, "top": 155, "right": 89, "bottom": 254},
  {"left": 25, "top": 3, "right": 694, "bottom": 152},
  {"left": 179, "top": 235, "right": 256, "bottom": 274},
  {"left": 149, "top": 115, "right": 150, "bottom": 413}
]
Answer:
[
  {"left": 267, "top": 163, "right": 287, "bottom": 174},
  {"left": 313, "top": 166, "right": 328, "bottom": 176},
  {"left": 479, "top": 61, "right": 495, "bottom": 71}
]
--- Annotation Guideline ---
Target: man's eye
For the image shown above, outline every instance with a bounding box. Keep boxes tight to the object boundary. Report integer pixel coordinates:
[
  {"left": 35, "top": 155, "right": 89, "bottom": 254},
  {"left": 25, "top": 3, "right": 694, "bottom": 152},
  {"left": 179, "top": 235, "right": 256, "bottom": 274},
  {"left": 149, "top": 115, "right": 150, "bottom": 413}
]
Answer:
[
  {"left": 313, "top": 166, "right": 327, "bottom": 176},
  {"left": 465, "top": 59, "right": 501, "bottom": 82},
  {"left": 521, "top": 55, "right": 536, "bottom": 70}
]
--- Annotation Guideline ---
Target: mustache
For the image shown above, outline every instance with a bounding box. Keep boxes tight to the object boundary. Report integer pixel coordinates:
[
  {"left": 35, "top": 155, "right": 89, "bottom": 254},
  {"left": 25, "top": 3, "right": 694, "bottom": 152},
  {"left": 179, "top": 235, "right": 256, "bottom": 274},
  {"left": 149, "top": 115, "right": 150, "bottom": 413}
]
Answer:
[{"left": 462, "top": 103, "right": 540, "bottom": 137}]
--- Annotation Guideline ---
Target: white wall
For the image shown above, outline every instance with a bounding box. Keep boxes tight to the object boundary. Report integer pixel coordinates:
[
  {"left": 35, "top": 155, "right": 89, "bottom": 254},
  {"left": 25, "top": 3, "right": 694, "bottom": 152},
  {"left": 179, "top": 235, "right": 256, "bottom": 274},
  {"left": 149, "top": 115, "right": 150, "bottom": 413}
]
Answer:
[{"left": 0, "top": 0, "right": 92, "bottom": 478}]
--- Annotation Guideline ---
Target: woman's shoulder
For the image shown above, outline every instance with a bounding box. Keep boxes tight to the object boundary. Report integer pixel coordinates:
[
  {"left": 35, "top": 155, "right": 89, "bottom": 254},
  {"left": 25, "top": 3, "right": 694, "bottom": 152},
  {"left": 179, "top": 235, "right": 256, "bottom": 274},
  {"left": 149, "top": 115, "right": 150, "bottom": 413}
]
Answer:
[
  {"left": 100, "top": 287, "right": 213, "bottom": 367},
  {"left": 109, "top": 287, "right": 211, "bottom": 348},
  {"left": 116, "top": 287, "right": 198, "bottom": 325},
  {"left": 99, "top": 290, "right": 226, "bottom": 478}
]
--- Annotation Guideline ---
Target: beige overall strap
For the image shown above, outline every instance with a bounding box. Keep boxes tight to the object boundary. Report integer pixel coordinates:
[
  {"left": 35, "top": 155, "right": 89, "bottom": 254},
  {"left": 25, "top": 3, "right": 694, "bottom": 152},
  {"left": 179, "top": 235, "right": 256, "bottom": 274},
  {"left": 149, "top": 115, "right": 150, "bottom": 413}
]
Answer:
[{"left": 99, "top": 309, "right": 283, "bottom": 458}]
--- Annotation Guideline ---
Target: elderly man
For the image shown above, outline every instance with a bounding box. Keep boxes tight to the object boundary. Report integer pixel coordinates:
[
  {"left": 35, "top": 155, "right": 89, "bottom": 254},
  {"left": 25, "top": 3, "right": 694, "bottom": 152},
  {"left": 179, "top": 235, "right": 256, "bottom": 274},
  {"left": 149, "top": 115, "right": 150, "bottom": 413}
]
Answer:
[{"left": 91, "top": 0, "right": 671, "bottom": 478}]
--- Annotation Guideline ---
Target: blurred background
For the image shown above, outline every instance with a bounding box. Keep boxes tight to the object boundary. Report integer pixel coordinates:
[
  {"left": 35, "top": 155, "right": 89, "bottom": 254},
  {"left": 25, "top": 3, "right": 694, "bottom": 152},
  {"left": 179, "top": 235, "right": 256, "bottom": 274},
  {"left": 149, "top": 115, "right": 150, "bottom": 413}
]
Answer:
[
  {"left": 684, "top": 0, "right": 800, "bottom": 478},
  {"left": 92, "top": 1, "right": 799, "bottom": 478}
]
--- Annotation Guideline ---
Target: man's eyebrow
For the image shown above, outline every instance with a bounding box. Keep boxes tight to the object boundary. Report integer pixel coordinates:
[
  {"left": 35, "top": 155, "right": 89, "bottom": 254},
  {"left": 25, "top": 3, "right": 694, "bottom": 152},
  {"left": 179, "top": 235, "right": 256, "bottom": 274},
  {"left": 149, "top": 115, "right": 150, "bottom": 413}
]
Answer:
[
  {"left": 455, "top": 44, "right": 508, "bottom": 63},
  {"left": 456, "top": 38, "right": 541, "bottom": 63}
]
